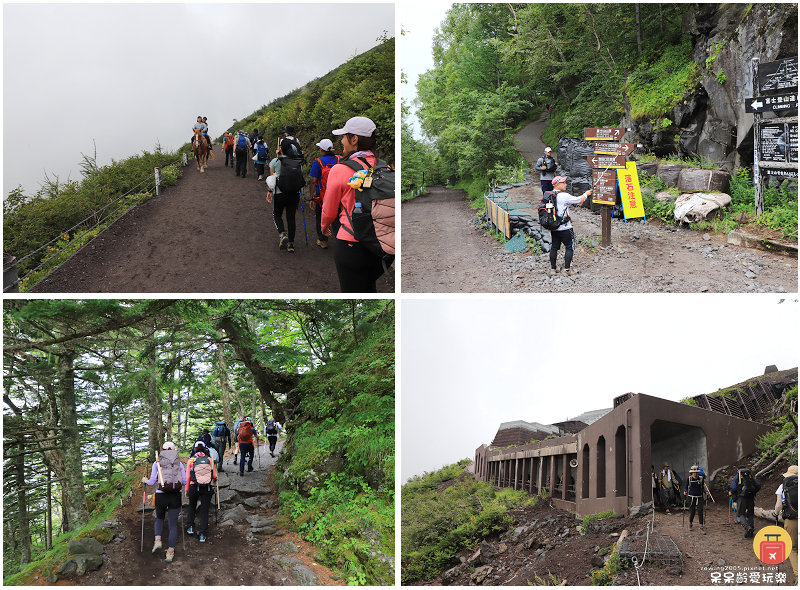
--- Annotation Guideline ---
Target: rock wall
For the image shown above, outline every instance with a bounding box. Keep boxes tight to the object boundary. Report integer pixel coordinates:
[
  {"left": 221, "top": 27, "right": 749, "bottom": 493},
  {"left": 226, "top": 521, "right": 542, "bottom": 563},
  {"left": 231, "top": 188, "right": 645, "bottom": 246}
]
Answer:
[{"left": 622, "top": 3, "right": 798, "bottom": 170}]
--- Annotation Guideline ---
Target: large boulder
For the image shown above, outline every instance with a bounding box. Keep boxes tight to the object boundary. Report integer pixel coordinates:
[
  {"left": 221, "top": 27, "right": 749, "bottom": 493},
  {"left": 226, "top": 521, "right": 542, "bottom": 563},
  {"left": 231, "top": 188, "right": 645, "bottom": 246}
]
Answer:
[
  {"left": 657, "top": 163, "right": 688, "bottom": 187},
  {"left": 220, "top": 504, "right": 250, "bottom": 523},
  {"left": 68, "top": 538, "right": 104, "bottom": 556},
  {"left": 678, "top": 168, "right": 731, "bottom": 193},
  {"left": 55, "top": 554, "right": 103, "bottom": 577},
  {"left": 674, "top": 192, "right": 732, "bottom": 223}
]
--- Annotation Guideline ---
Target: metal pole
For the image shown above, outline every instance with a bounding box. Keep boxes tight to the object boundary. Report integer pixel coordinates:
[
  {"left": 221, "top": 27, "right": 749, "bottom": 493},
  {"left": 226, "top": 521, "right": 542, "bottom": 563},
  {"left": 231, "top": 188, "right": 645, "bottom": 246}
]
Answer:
[{"left": 752, "top": 57, "right": 764, "bottom": 216}]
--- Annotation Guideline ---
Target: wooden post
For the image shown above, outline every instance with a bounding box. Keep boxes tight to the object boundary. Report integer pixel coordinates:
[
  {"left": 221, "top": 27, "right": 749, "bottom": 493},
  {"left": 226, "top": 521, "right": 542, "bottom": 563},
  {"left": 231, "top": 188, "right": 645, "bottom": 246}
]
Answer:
[
  {"left": 752, "top": 58, "right": 764, "bottom": 216},
  {"left": 154, "top": 168, "right": 162, "bottom": 197},
  {"left": 601, "top": 206, "right": 612, "bottom": 246}
]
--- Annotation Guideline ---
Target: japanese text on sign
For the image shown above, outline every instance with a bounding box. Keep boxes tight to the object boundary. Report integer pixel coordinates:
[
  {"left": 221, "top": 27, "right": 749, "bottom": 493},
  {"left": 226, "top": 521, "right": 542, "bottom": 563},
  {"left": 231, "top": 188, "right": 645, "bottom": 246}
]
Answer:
[
  {"left": 592, "top": 170, "right": 617, "bottom": 205},
  {"left": 758, "top": 57, "right": 798, "bottom": 93},
  {"left": 616, "top": 162, "right": 645, "bottom": 220},
  {"left": 584, "top": 128, "right": 625, "bottom": 141}
]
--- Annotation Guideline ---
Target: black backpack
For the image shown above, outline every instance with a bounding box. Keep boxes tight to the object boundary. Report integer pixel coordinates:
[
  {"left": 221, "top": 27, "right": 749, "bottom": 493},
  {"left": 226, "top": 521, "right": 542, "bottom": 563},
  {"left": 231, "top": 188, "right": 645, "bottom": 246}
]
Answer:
[
  {"left": 266, "top": 419, "right": 278, "bottom": 435},
  {"left": 542, "top": 155, "right": 557, "bottom": 173},
  {"left": 782, "top": 475, "right": 798, "bottom": 520},
  {"left": 281, "top": 137, "right": 303, "bottom": 159},
  {"left": 277, "top": 157, "right": 306, "bottom": 193},
  {"left": 737, "top": 468, "right": 757, "bottom": 498},
  {"left": 538, "top": 191, "right": 569, "bottom": 231}
]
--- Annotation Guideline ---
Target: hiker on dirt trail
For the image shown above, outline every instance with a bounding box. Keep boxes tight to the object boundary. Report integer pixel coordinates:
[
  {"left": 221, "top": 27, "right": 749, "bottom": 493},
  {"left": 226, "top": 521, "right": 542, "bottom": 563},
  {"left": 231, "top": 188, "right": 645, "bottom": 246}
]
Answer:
[
  {"left": 235, "top": 130, "right": 251, "bottom": 178},
  {"left": 250, "top": 128, "right": 260, "bottom": 154},
  {"left": 211, "top": 420, "right": 232, "bottom": 472},
  {"left": 237, "top": 417, "right": 259, "bottom": 476},
  {"left": 684, "top": 464, "right": 707, "bottom": 533},
  {"left": 223, "top": 132, "right": 235, "bottom": 167},
  {"left": 545, "top": 176, "right": 590, "bottom": 277},
  {"left": 651, "top": 465, "right": 662, "bottom": 507},
  {"left": 280, "top": 125, "right": 303, "bottom": 158},
  {"left": 254, "top": 136, "right": 269, "bottom": 181},
  {"left": 142, "top": 442, "right": 186, "bottom": 563},
  {"left": 536, "top": 147, "right": 558, "bottom": 194},
  {"left": 321, "top": 116, "right": 386, "bottom": 293},
  {"left": 232, "top": 414, "right": 244, "bottom": 465},
  {"left": 185, "top": 442, "right": 218, "bottom": 543},
  {"left": 659, "top": 462, "right": 680, "bottom": 513},
  {"left": 730, "top": 465, "right": 762, "bottom": 538},
  {"left": 267, "top": 145, "right": 301, "bottom": 254},
  {"left": 308, "top": 138, "right": 341, "bottom": 250},
  {"left": 774, "top": 465, "right": 798, "bottom": 576},
  {"left": 265, "top": 418, "right": 282, "bottom": 457}
]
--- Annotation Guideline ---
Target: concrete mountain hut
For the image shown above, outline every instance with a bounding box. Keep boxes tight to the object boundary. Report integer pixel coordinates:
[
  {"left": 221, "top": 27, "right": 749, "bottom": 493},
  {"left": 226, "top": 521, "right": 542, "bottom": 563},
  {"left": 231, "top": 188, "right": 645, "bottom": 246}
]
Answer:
[{"left": 474, "top": 366, "right": 797, "bottom": 517}]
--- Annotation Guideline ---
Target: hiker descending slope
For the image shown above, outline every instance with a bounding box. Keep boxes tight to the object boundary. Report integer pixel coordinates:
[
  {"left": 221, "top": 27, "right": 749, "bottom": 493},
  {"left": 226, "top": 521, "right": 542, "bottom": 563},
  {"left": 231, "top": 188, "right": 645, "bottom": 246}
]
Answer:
[
  {"left": 659, "top": 462, "right": 680, "bottom": 514},
  {"left": 211, "top": 419, "right": 232, "bottom": 472},
  {"left": 237, "top": 416, "right": 259, "bottom": 476},
  {"left": 142, "top": 442, "right": 186, "bottom": 564},
  {"left": 265, "top": 418, "right": 282, "bottom": 457},
  {"left": 684, "top": 464, "right": 707, "bottom": 534},
  {"left": 185, "top": 442, "right": 218, "bottom": 543},
  {"left": 730, "top": 464, "right": 761, "bottom": 538}
]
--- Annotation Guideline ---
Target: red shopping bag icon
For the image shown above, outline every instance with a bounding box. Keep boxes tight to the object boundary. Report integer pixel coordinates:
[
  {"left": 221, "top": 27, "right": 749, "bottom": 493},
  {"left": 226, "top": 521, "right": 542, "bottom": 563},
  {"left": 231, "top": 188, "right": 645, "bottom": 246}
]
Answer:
[{"left": 759, "top": 534, "right": 786, "bottom": 565}]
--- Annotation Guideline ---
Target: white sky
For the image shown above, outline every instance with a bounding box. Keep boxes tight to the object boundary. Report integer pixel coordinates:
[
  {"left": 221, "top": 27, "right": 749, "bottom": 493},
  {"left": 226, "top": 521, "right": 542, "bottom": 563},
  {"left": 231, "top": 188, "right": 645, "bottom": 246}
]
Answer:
[
  {"left": 400, "top": 296, "right": 800, "bottom": 483},
  {"left": 400, "top": 1, "right": 451, "bottom": 138},
  {"left": 3, "top": 3, "right": 395, "bottom": 198}
]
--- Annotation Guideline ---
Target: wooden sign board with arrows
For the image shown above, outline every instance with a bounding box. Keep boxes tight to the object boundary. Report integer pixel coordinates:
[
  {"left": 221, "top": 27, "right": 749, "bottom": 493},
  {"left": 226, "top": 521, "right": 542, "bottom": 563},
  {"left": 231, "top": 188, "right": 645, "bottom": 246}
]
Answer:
[
  {"left": 592, "top": 142, "right": 635, "bottom": 156},
  {"left": 745, "top": 92, "right": 798, "bottom": 113},
  {"left": 584, "top": 127, "right": 625, "bottom": 141},
  {"left": 592, "top": 170, "right": 618, "bottom": 205},
  {"left": 586, "top": 154, "right": 627, "bottom": 169}
]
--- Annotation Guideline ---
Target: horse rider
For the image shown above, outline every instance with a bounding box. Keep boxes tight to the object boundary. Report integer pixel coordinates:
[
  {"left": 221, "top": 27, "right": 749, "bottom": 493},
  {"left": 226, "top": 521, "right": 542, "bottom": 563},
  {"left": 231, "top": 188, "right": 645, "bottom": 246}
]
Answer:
[
  {"left": 192, "top": 116, "right": 205, "bottom": 146},
  {"left": 202, "top": 117, "right": 213, "bottom": 151}
]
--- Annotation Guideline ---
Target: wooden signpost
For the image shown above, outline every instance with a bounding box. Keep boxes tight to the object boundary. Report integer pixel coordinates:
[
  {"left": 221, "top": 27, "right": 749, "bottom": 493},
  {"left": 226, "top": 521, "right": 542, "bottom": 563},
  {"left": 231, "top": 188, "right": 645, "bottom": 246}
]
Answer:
[
  {"left": 591, "top": 142, "right": 636, "bottom": 156},
  {"left": 584, "top": 127, "right": 625, "bottom": 141},
  {"left": 586, "top": 154, "right": 627, "bottom": 169}
]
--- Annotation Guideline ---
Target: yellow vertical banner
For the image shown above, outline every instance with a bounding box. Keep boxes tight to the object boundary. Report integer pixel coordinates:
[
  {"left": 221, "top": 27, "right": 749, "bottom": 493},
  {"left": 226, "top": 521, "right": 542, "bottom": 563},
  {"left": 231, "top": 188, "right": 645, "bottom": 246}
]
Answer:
[{"left": 617, "top": 162, "right": 645, "bottom": 220}]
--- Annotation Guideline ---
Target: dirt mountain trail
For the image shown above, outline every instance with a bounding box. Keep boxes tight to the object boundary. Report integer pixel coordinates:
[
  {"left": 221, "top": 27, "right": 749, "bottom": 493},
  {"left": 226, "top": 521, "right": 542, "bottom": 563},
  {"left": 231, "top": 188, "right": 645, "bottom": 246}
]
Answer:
[
  {"left": 58, "top": 440, "right": 344, "bottom": 586},
  {"left": 403, "top": 114, "right": 796, "bottom": 292},
  {"left": 30, "top": 150, "right": 393, "bottom": 294}
]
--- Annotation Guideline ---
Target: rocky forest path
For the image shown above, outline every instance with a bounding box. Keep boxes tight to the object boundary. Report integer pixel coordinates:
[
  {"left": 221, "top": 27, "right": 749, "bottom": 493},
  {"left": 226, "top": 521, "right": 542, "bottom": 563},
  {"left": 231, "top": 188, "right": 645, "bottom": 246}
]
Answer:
[
  {"left": 401, "top": 115, "right": 797, "bottom": 293},
  {"left": 68, "top": 441, "right": 344, "bottom": 586},
  {"left": 30, "top": 149, "right": 393, "bottom": 294}
]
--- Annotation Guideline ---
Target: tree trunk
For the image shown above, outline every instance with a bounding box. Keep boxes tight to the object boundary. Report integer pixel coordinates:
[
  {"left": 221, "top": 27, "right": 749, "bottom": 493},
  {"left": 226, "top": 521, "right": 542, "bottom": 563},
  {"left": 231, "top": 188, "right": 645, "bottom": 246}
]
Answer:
[
  {"left": 46, "top": 469, "right": 53, "bottom": 550},
  {"left": 57, "top": 351, "right": 91, "bottom": 531},
  {"left": 16, "top": 439, "right": 32, "bottom": 566},
  {"left": 182, "top": 388, "right": 190, "bottom": 450},
  {"left": 658, "top": 4, "right": 664, "bottom": 35},
  {"left": 106, "top": 401, "right": 113, "bottom": 478},
  {"left": 635, "top": 4, "right": 642, "bottom": 57},
  {"left": 351, "top": 301, "right": 359, "bottom": 350},
  {"left": 145, "top": 337, "right": 162, "bottom": 463},
  {"left": 167, "top": 387, "right": 174, "bottom": 442},
  {"left": 217, "top": 341, "right": 233, "bottom": 426},
  {"left": 251, "top": 391, "right": 260, "bottom": 432}
]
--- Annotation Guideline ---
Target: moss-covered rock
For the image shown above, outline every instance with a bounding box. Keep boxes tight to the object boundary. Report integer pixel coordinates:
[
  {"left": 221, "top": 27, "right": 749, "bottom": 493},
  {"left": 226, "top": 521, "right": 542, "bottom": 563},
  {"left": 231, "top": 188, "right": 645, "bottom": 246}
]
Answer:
[{"left": 75, "top": 526, "right": 115, "bottom": 544}]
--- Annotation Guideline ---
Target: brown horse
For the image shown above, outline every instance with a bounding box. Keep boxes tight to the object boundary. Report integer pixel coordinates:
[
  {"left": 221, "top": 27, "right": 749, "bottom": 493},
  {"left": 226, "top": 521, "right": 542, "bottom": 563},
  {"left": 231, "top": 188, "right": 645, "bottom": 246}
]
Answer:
[{"left": 192, "top": 128, "right": 214, "bottom": 172}]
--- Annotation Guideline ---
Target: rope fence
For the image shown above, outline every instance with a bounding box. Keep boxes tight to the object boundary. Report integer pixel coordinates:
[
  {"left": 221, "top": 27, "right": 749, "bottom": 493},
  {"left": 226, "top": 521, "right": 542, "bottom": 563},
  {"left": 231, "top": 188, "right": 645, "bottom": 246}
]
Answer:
[{"left": 4, "top": 154, "right": 185, "bottom": 292}]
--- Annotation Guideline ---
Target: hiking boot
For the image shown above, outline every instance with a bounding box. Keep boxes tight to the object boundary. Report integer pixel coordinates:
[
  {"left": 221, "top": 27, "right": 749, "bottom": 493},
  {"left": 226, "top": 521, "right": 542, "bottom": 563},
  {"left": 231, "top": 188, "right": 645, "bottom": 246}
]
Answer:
[
  {"left": 165, "top": 548, "right": 175, "bottom": 563},
  {"left": 279, "top": 232, "right": 289, "bottom": 250},
  {"left": 563, "top": 268, "right": 577, "bottom": 276},
  {"left": 287, "top": 242, "right": 295, "bottom": 253},
  {"left": 233, "top": 458, "right": 237, "bottom": 465},
  {"left": 548, "top": 268, "right": 559, "bottom": 276},
  {"left": 247, "top": 466, "right": 254, "bottom": 472},
  {"left": 316, "top": 239, "right": 328, "bottom": 249},
  {"left": 239, "top": 471, "right": 244, "bottom": 477},
  {"left": 199, "top": 534, "right": 206, "bottom": 543},
  {"left": 152, "top": 538, "right": 162, "bottom": 553},
  {"left": 701, "top": 525, "right": 706, "bottom": 535},
  {"left": 270, "top": 451, "right": 275, "bottom": 457},
  {"left": 258, "top": 175, "right": 264, "bottom": 180},
  {"left": 187, "top": 525, "right": 194, "bottom": 536},
  {"left": 688, "top": 522, "right": 693, "bottom": 530}
]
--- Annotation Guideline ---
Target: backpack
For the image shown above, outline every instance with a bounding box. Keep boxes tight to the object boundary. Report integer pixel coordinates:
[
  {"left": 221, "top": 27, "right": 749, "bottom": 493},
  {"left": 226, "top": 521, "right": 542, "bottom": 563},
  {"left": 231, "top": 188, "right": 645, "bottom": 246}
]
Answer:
[
  {"left": 212, "top": 421, "right": 229, "bottom": 439},
  {"left": 190, "top": 454, "right": 214, "bottom": 486},
  {"left": 266, "top": 419, "right": 278, "bottom": 435},
  {"left": 541, "top": 155, "right": 557, "bottom": 173},
  {"left": 538, "top": 191, "right": 569, "bottom": 231},
  {"left": 277, "top": 157, "right": 307, "bottom": 193},
  {"left": 236, "top": 135, "right": 247, "bottom": 149},
  {"left": 782, "top": 475, "right": 798, "bottom": 520},
  {"left": 281, "top": 137, "right": 303, "bottom": 158},
  {"left": 238, "top": 420, "right": 254, "bottom": 444},
  {"left": 157, "top": 450, "right": 183, "bottom": 493},
  {"left": 339, "top": 157, "right": 396, "bottom": 262},
  {"left": 312, "top": 156, "right": 342, "bottom": 205},
  {"left": 256, "top": 142, "right": 268, "bottom": 162},
  {"left": 737, "top": 468, "right": 757, "bottom": 498}
]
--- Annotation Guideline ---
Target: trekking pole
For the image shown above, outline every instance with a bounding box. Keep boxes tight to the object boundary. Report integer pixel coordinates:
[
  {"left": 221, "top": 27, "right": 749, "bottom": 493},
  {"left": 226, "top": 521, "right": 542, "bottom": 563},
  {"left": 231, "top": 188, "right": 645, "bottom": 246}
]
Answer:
[
  {"left": 682, "top": 493, "right": 686, "bottom": 528},
  {"left": 257, "top": 440, "right": 261, "bottom": 470},
  {"left": 703, "top": 482, "right": 716, "bottom": 503},
  {"left": 120, "top": 493, "right": 124, "bottom": 520},
  {"left": 300, "top": 187, "right": 309, "bottom": 246},
  {"left": 141, "top": 484, "right": 146, "bottom": 552},
  {"left": 181, "top": 499, "right": 185, "bottom": 551}
]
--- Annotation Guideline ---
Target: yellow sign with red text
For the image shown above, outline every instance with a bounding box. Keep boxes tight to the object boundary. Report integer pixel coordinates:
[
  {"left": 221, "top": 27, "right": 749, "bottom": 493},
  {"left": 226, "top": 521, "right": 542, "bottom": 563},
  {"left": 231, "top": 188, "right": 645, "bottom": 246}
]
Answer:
[{"left": 616, "top": 162, "right": 645, "bottom": 220}]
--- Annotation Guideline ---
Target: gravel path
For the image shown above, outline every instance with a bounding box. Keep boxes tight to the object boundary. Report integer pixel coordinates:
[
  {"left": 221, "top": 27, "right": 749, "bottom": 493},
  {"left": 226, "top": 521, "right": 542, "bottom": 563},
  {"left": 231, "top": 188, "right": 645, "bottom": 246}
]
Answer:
[{"left": 402, "top": 117, "right": 797, "bottom": 293}]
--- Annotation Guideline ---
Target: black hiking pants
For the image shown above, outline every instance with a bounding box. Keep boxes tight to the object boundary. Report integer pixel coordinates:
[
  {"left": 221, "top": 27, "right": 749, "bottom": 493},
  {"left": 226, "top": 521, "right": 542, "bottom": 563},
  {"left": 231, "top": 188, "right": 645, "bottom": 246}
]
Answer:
[
  {"left": 272, "top": 191, "right": 300, "bottom": 243},
  {"left": 239, "top": 442, "right": 255, "bottom": 473},
  {"left": 737, "top": 496, "right": 756, "bottom": 534},
  {"left": 212, "top": 437, "right": 227, "bottom": 471},
  {"left": 549, "top": 228, "right": 575, "bottom": 270},
  {"left": 187, "top": 484, "right": 213, "bottom": 536},
  {"left": 154, "top": 492, "right": 181, "bottom": 549},
  {"left": 235, "top": 148, "right": 248, "bottom": 177},
  {"left": 268, "top": 435, "right": 278, "bottom": 453},
  {"left": 224, "top": 146, "right": 233, "bottom": 166},
  {"left": 688, "top": 495, "right": 704, "bottom": 525},
  {"left": 314, "top": 202, "right": 327, "bottom": 242},
  {"left": 333, "top": 239, "right": 384, "bottom": 293}
]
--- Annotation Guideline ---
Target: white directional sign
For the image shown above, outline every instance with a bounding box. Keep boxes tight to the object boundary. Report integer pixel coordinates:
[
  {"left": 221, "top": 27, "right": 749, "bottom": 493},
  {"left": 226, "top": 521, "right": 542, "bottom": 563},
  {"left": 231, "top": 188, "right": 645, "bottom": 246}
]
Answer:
[{"left": 745, "top": 92, "right": 798, "bottom": 113}]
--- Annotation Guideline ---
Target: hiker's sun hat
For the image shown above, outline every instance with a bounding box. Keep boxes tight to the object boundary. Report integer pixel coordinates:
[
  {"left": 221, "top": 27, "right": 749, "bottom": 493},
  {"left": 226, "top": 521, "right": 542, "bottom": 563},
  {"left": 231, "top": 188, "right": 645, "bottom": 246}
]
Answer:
[
  {"left": 163, "top": 442, "right": 176, "bottom": 451},
  {"left": 332, "top": 116, "right": 376, "bottom": 137},
  {"left": 316, "top": 139, "right": 334, "bottom": 151},
  {"left": 552, "top": 175, "right": 568, "bottom": 186},
  {"left": 783, "top": 465, "right": 798, "bottom": 478}
]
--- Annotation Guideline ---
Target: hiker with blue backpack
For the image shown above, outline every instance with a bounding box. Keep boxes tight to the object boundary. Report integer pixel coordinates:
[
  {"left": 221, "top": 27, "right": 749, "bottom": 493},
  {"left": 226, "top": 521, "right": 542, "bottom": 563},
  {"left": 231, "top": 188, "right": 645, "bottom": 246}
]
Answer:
[
  {"left": 234, "top": 130, "right": 251, "bottom": 178},
  {"left": 254, "top": 136, "right": 269, "bottom": 181},
  {"left": 308, "top": 139, "right": 342, "bottom": 250},
  {"left": 321, "top": 116, "right": 395, "bottom": 293},
  {"left": 730, "top": 465, "right": 762, "bottom": 538},
  {"left": 142, "top": 442, "right": 186, "bottom": 563},
  {"left": 540, "top": 175, "right": 591, "bottom": 277},
  {"left": 184, "top": 442, "right": 217, "bottom": 543},
  {"left": 211, "top": 420, "right": 232, "bottom": 472}
]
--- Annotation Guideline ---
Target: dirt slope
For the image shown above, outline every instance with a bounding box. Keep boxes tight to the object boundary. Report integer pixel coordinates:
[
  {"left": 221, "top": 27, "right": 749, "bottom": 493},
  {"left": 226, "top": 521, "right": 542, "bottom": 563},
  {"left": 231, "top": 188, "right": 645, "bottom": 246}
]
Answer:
[{"left": 30, "top": 150, "right": 393, "bottom": 293}]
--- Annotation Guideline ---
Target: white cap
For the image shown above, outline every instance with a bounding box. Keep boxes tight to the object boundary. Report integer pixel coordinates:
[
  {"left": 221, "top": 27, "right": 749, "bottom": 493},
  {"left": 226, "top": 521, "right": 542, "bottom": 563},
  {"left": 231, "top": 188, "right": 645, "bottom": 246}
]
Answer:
[
  {"left": 266, "top": 175, "right": 276, "bottom": 191},
  {"left": 316, "top": 138, "right": 334, "bottom": 151},
  {"left": 545, "top": 147, "right": 552, "bottom": 152},
  {"left": 162, "top": 442, "right": 176, "bottom": 451},
  {"left": 332, "top": 116, "right": 376, "bottom": 136}
]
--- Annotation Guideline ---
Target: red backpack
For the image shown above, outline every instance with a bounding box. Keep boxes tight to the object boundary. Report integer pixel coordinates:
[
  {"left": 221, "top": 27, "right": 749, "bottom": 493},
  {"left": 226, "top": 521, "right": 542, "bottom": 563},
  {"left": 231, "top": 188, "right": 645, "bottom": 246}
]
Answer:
[
  {"left": 238, "top": 421, "right": 254, "bottom": 444},
  {"left": 312, "top": 156, "right": 342, "bottom": 206}
]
